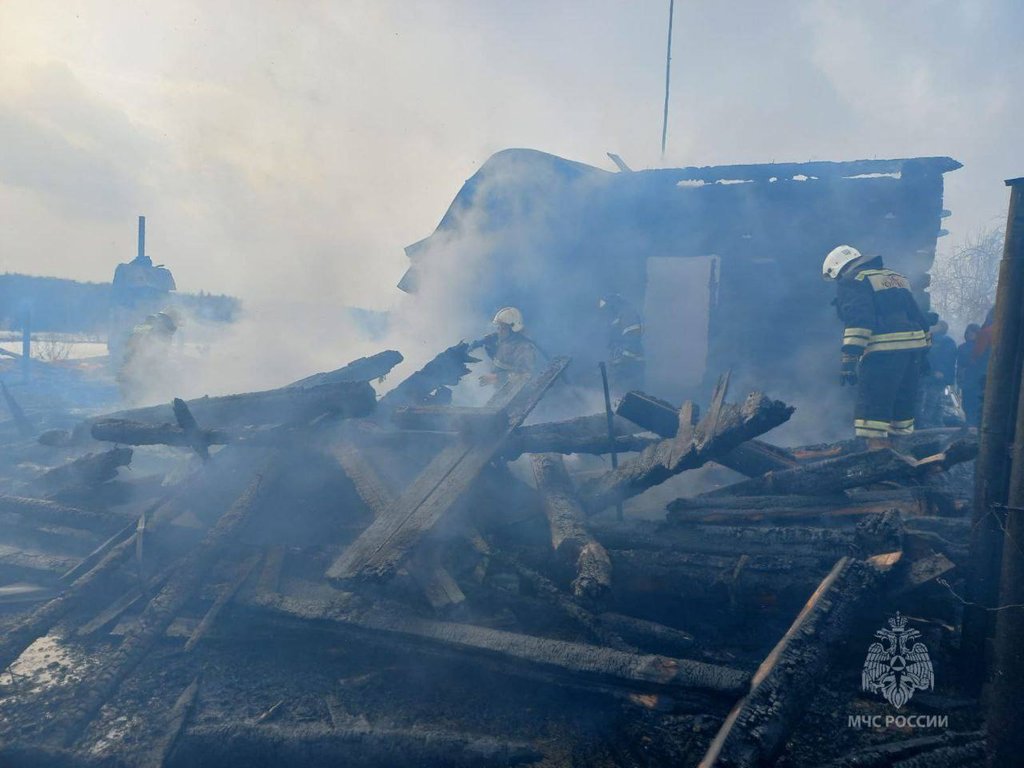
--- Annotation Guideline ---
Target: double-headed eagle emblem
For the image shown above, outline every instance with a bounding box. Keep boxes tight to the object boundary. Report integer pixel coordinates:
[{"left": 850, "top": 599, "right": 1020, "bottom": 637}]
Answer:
[{"left": 862, "top": 612, "right": 934, "bottom": 709}]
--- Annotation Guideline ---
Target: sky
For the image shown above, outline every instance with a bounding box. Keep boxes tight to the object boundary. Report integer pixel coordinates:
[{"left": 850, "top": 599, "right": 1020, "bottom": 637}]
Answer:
[{"left": 0, "top": 1, "right": 1020, "bottom": 317}]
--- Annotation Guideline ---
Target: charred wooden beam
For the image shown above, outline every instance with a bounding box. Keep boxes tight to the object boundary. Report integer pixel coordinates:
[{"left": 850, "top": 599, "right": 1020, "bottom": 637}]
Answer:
[
  {"left": 616, "top": 389, "right": 798, "bottom": 477},
  {"left": 819, "top": 730, "right": 984, "bottom": 768},
  {"left": 78, "top": 379, "right": 376, "bottom": 436},
  {"left": 143, "top": 676, "right": 201, "bottom": 768},
  {"left": 591, "top": 515, "right": 902, "bottom": 561},
  {"left": 330, "top": 444, "right": 466, "bottom": 610},
  {"left": 531, "top": 453, "right": 611, "bottom": 599},
  {"left": 169, "top": 722, "right": 542, "bottom": 768},
  {"left": 391, "top": 405, "right": 506, "bottom": 436},
  {"left": 702, "top": 440, "right": 977, "bottom": 499},
  {"left": 250, "top": 590, "right": 749, "bottom": 698},
  {"left": 378, "top": 342, "right": 480, "bottom": 412},
  {"left": 504, "top": 413, "right": 656, "bottom": 459},
  {"left": 697, "top": 553, "right": 900, "bottom": 768},
  {"left": 32, "top": 447, "right": 133, "bottom": 492},
  {"left": 0, "top": 494, "right": 127, "bottom": 532},
  {"left": 327, "top": 357, "right": 570, "bottom": 582},
  {"left": 183, "top": 552, "right": 262, "bottom": 652},
  {"left": 667, "top": 488, "right": 956, "bottom": 526},
  {"left": 47, "top": 463, "right": 278, "bottom": 746},
  {"left": 91, "top": 419, "right": 229, "bottom": 449},
  {"left": 286, "top": 350, "right": 403, "bottom": 389},
  {"left": 580, "top": 387, "right": 794, "bottom": 515}
]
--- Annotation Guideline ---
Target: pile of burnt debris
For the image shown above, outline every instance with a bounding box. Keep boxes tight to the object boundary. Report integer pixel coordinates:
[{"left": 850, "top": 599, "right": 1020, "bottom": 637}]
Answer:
[{"left": 0, "top": 345, "right": 984, "bottom": 767}]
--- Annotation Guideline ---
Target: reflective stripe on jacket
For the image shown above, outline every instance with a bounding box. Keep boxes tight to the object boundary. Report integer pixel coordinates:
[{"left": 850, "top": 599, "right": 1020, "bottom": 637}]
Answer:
[{"left": 836, "top": 260, "right": 930, "bottom": 357}]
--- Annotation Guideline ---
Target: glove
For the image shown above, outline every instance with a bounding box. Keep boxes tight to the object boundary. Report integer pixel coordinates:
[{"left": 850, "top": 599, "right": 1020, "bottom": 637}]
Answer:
[{"left": 840, "top": 354, "right": 860, "bottom": 386}]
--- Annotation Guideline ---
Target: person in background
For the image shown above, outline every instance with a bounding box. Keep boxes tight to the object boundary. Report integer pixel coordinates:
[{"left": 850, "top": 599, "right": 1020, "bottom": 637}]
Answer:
[
  {"left": 822, "top": 245, "right": 930, "bottom": 449},
  {"left": 477, "top": 307, "right": 539, "bottom": 388},
  {"left": 117, "top": 310, "right": 179, "bottom": 404},
  {"left": 920, "top": 319, "right": 957, "bottom": 426},
  {"left": 967, "top": 307, "right": 997, "bottom": 426},
  {"left": 957, "top": 323, "right": 982, "bottom": 426},
  {"left": 597, "top": 293, "right": 645, "bottom": 395}
]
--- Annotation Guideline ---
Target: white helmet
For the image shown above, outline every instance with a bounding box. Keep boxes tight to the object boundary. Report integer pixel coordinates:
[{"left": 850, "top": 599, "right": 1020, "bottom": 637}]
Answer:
[
  {"left": 492, "top": 306, "right": 524, "bottom": 332},
  {"left": 822, "top": 245, "right": 867, "bottom": 281}
]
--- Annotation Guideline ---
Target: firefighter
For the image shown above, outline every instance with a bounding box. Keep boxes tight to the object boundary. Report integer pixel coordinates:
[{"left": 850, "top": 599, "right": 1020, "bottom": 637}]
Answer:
[
  {"left": 822, "top": 245, "right": 930, "bottom": 449},
  {"left": 597, "top": 293, "right": 645, "bottom": 395},
  {"left": 117, "top": 310, "right": 179, "bottom": 403},
  {"left": 477, "top": 307, "right": 539, "bottom": 387}
]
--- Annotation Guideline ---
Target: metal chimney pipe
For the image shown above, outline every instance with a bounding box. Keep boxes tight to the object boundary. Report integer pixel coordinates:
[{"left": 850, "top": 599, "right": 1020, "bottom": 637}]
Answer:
[{"left": 137, "top": 215, "right": 146, "bottom": 260}]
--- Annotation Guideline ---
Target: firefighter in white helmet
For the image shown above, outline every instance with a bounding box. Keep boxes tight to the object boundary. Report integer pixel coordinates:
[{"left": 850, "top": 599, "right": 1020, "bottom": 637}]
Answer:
[
  {"left": 477, "top": 306, "right": 540, "bottom": 387},
  {"left": 823, "top": 245, "right": 930, "bottom": 449}
]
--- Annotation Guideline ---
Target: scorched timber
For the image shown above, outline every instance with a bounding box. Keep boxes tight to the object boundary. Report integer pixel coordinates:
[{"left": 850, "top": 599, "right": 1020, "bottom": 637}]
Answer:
[
  {"left": 580, "top": 391, "right": 794, "bottom": 515},
  {"left": 46, "top": 462, "right": 279, "bottom": 746},
  {"left": 698, "top": 553, "right": 900, "bottom": 768},
  {"left": 504, "top": 413, "right": 657, "bottom": 460},
  {"left": 32, "top": 447, "right": 133, "bottom": 492},
  {"left": 327, "top": 357, "right": 570, "bottom": 582},
  {"left": 249, "top": 591, "right": 749, "bottom": 699},
  {"left": 531, "top": 453, "right": 612, "bottom": 599},
  {"left": 702, "top": 441, "right": 978, "bottom": 498},
  {"left": 666, "top": 488, "right": 955, "bottom": 525},
  {"left": 77, "top": 379, "right": 376, "bottom": 435},
  {"left": 615, "top": 389, "right": 799, "bottom": 476}
]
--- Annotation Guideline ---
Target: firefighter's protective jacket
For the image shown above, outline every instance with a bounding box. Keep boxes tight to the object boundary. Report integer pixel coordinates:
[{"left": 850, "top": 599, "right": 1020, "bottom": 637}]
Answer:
[{"left": 836, "top": 258, "right": 930, "bottom": 358}]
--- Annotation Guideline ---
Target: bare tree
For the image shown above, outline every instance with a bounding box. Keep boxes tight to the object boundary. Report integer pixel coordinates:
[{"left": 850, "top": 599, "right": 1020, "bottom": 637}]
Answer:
[{"left": 930, "top": 226, "right": 1004, "bottom": 334}]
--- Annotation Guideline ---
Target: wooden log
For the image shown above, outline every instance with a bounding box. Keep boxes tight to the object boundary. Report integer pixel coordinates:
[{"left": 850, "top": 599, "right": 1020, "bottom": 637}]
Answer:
[
  {"left": 666, "top": 488, "right": 956, "bottom": 525},
  {"left": 32, "top": 447, "right": 133, "bottom": 492},
  {"left": 697, "top": 553, "right": 900, "bottom": 768},
  {"left": 616, "top": 389, "right": 798, "bottom": 476},
  {"left": 0, "top": 494, "right": 127, "bottom": 532},
  {"left": 286, "top": 350, "right": 403, "bottom": 389},
  {"left": 820, "top": 731, "right": 984, "bottom": 768},
  {"left": 47, "top": 463, "right": 278, "bottom": 746},
  {"left": 377, "top": 342, "right": 480, "bottom": 412},
  {"left": 183, "top": 552, "right": 262, "bottom": 652},
  {"left": 503, "top": 413, "right": 655, "bottom": 460},
  {"left": 143, "top": 676, "right": 201, "bottom": 768},
  {"left": 580, "top": 389, "right": 794, "bottom": 514},
  {"left": 702, "top": 440, "right": 978, "bottom": 499},
  {"left": 249, "top": 590, "right": 749, "bottom": 698},
  {"left": 330, "top": 444, "right": 466, "bottom": 610},
  {"left": 594, "top": 612, "right": 695, "bottom": 656},
  {"left": 169, "top": 723, "right": 542, "bottom": 768},
  {"left": 172, "top": 398, "right": 210, "bottom": 460},
  {"left": 591, "top": 515, "right": 902, "bottom": 560},
  {"left": 78, "top": 379, "right": 376, "bottom": 436},
  {"left": 531, "top": 453, "right": 611, "bottom": 599},
  {"left": 391, "top": 405, "right": 506, "bottom": 436},
  {"left": 327, "top": 357, "right": 570, "bottom": 582},
  {"left": 91, "top": 419, "right": 230, "bottom": 449}
]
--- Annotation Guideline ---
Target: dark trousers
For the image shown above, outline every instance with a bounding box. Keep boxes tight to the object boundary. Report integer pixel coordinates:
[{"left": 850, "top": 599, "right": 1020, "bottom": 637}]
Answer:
[{"left": 854, "top": 351, "right": 922, "bottom": 438}]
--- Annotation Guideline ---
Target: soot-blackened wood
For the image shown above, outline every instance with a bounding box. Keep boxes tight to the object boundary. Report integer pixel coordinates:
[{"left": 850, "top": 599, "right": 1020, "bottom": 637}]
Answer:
[
  {"left": 251, "top": 590, "right": 749, "bottom": 698},
  {"left": 666, "top": 488, "right": 949, "bottom": 525},
  {"left": 327, "top": 357, "right": 570, "bottom": 582},
  {"left": 790, "top": 427, "right": 971, "bottom": 463},
  {"left": 143, "top": 676, "right": 200, "bottom": 768},
  {"left": 820, "top": 730, "right": 984, "bottom": 768},
  {"left": 531, "top": 453, "right": 611, "bottom": 599},
  {"left": 172, "top": 398, "right": 210, "bottom": 461},
  {"left": 47, "top": 464, "right": 278, "bottom": 746},
  {"left": 580, "top": 391, "right": 794, "bottom": 514},
  {"left": 504, "top": 413, "right": 655, "bottom": 459},
  {"left": 183, "top": 552, "right": 262, "bottom": 652},
  {"left": 330, "top": 444, "right": 466, "bottom": 610},
  {"left": 391, "top": 405, "right": 505, "bottom": 435},
  {"left": 616, "top": 389, "right": 798, "bottom": 477},
  {"left": 698, "top": 553, "right": 899, "bottom": 768},
  {"left": 90, "top": 419, "right": 230, "bottom": 449},
  {"left": 377, "top": 342, "right": 480, "bottom": 413},
  {"left": 594, "top": 612, "right": 695, "bottom": 656},
  {"left": 33, "top": 447, "right": 133, "bottom": 492},
  {"left": 286, "top": 350, "right": 403, "bottom": 389},
  {"left": 0, "top": 494, "right": 126, "bottom": 532},
  {"left": 702, "top": 441, "right": 978, "bottom": 499},
  {"left": 590, "top": 518, "right": 901, "bottom": 561},
  {"left": 79, "top": 379, "right": 375, "bottom": 435},
  {"left": 169, "top": 723, "right": 542, "bottom": 768}
]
